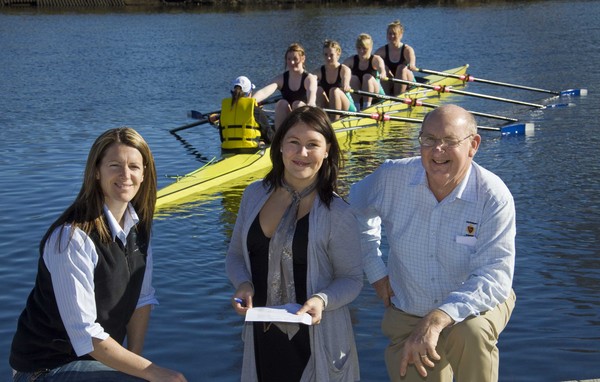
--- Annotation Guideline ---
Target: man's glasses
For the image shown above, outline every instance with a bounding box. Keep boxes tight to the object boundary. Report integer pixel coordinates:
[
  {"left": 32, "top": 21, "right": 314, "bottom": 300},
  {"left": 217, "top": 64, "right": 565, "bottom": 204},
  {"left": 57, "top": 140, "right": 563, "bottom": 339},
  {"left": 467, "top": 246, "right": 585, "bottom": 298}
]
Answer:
[{"left": 418, "top": 133, "right": 473, "bottom": 149}]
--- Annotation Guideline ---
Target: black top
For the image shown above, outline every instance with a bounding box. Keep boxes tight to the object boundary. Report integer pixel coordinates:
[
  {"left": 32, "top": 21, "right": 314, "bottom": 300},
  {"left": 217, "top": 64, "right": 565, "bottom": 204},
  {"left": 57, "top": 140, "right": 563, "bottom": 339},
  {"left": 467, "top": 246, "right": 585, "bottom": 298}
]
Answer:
[
  {"left": 318, "top": 65, "right": 342, "bottom": 96},
  {"left": 280, "top": 71, "right": 309, "bottom": 104},
  {"left": 247, "top": 213, "right": 309, "bottom": 305},
  {"left": 351, "top": 54, "right": 378, "bottom": 85},
  {"left": 247, "top": 212, "right": 311, "bottom": 382},
  {"left": 384, "top": 43, "right": 407, "bottom": 77}
]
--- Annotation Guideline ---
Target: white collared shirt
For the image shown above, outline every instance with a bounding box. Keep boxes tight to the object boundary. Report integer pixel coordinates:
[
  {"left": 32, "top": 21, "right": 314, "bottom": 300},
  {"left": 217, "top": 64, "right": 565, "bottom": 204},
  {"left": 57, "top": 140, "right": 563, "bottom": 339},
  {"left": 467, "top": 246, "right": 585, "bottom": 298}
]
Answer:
[
  {"left": 43, "top": 203, "right": 158, "bottom": 356},
  {"left": 350, "top": 157, "right": 516, "bottom": 322}
]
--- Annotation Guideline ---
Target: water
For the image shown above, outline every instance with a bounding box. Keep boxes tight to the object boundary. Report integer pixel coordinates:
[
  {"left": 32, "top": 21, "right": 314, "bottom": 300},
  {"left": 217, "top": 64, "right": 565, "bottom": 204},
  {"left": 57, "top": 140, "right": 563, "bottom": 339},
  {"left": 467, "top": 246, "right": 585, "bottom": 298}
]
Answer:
[{"left": 1, "top": 1, "right": 599, "bottom": 381}]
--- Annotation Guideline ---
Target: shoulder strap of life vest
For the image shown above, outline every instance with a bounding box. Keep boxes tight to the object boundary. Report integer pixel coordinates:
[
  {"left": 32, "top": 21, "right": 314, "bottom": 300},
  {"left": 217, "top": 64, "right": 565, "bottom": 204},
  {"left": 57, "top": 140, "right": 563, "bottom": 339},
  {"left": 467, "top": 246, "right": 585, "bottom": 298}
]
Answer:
[{"left": 220, "top": 97, "right": 259, "bottom": 128}]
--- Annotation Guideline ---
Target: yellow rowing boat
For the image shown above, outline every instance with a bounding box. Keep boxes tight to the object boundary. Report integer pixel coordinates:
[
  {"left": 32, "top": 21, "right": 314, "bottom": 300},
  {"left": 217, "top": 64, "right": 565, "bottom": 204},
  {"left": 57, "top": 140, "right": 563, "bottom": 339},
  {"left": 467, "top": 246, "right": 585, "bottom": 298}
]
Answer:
[{"left": 156, "top": 64, "right": 469, "bottom": 210}]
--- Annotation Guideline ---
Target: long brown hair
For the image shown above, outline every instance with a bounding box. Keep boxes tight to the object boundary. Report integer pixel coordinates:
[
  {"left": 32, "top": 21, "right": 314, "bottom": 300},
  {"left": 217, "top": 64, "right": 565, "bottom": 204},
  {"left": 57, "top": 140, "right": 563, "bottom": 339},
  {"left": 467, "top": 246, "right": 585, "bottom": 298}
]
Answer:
[
  {"left": 40, "top": 127, "right": 157, "bottom": 252},
  {"left": 230, "top": 86, "right": 245, "bottom": 108},
  {"left": 264, "top": 106, "right": 342, "bottom": 208}
]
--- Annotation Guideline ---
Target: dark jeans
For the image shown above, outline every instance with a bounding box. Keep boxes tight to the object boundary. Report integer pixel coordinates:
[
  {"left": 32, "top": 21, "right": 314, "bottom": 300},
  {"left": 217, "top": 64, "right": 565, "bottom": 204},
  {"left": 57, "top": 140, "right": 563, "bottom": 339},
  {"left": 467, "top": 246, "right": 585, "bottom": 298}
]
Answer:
[{"left": 13, "top": 360, "right": 147, "bottom": 382}]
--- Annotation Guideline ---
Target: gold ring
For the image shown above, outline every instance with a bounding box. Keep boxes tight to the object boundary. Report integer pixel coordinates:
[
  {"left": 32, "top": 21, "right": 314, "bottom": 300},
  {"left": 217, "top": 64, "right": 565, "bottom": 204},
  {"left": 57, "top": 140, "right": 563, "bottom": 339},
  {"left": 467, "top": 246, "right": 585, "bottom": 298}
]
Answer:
[{"left": 420, "top": 354, "right": 428, "bottom": 358}]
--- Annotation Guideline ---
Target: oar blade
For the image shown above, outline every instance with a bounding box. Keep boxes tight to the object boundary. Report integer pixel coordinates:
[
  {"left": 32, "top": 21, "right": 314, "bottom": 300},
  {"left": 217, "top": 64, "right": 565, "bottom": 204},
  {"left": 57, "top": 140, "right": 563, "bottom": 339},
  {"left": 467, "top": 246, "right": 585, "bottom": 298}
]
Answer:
[
  {"left": 559, "top": 88, "right": 587, "bottom": 97},
  {"left": 418, "top": 67, "right": 586, "bottom": 98},
  {"left": 499, "top": 122, "right": 535, "bottom": 136},
  {"left": 544, "top": 102, "right": 576, "bottom": 109},
  {"left": 189, "top": 110, "right": 205, "bottom": 120}
]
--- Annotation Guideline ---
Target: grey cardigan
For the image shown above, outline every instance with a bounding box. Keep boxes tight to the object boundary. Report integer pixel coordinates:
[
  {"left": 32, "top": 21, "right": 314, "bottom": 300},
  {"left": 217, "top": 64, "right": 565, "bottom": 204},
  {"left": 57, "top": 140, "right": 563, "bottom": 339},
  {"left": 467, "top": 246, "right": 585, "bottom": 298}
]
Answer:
[{"left": 226, "top": 180, "right": 363, "bottom": 382}]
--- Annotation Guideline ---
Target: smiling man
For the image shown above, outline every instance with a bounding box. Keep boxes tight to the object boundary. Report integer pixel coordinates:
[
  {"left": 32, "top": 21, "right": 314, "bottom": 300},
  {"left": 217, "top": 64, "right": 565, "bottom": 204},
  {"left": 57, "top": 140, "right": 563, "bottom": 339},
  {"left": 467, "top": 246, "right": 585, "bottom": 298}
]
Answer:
[{"left": 350, "top": 104, "right": 516, "bottom": 382}]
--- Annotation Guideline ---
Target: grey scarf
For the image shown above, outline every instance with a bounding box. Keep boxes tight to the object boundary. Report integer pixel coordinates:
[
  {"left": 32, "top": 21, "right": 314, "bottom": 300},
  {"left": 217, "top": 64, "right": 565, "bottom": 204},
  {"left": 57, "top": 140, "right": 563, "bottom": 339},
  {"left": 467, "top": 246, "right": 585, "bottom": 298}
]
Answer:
[{"left": 266, "top": 180, "right": 317, "bottom": 339}]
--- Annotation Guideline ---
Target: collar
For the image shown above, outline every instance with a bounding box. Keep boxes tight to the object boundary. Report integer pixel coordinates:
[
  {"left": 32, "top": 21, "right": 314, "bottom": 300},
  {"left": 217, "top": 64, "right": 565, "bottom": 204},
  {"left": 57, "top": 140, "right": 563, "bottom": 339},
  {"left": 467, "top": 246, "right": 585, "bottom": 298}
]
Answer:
[
  {"left": 450, "top": 164, "right": 476, "bottom": 203},
  {"left": 410, "top": 161, "right": 476, "bottom": 203},
  {"left": 103, "top": 203, "right": 139, "bottom": 243}
]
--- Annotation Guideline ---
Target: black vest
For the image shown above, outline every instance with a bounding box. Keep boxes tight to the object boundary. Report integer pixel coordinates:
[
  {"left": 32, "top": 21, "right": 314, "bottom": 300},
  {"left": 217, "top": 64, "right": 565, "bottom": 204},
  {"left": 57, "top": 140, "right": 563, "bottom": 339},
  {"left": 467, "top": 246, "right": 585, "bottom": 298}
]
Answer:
[
  {"left": 351, "top": 55, "right": 378, "bottom": 84},
  {"left": 383, "top": 43, "right": 407, "bottom": 77},
  {"left": 9, "top": 226, "right": 148, "bottom": 372},
  {"left": 318, "top": 65, "right": 342, "bottom": 96},
  {"left": 280, "top": 71, "right": 308, "bottom": 104}
]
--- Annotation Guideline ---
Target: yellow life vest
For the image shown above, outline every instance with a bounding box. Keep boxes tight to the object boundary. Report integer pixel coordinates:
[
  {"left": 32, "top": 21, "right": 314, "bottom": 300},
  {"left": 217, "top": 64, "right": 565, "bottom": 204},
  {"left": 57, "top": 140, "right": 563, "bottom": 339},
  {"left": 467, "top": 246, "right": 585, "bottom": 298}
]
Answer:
[{"left": 219, "top": 97, "right": 262, "bottom": 150}]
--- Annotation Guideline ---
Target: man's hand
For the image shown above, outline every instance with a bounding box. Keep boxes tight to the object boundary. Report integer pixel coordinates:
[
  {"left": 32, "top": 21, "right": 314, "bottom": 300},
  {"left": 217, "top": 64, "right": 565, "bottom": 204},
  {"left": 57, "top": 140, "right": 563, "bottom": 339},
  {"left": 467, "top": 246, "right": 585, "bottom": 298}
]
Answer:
[
  {"left": 399, "top": 309, "right": 453, "bottom": 378},
  {"left": 372, "top": 276, "right": 394, "bottom": 307}
]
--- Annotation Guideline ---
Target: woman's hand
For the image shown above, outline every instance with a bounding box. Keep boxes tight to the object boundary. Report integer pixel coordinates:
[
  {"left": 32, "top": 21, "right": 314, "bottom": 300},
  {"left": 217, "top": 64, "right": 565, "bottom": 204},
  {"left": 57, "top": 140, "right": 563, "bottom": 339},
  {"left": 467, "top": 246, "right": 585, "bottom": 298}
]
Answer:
[
  {"left": 90, "top": 337, "right": 187, "bottom": 382},
  {"left": 297, "top": 295, "right": 325, "bottom": 325},
  {"left": 231, "top": 281, "right": 254, "bottom": 316},
  {"left": 146, "top": 364, "right": 187, "bottom": 382}
]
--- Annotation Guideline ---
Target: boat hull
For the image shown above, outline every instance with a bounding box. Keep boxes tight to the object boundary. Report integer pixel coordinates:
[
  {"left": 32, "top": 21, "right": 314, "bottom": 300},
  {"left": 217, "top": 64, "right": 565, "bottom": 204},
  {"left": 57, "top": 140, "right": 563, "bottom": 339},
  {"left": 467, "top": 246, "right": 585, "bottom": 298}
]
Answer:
[{"left": 156, "top": 64, "right": 469, "bottom": 209}]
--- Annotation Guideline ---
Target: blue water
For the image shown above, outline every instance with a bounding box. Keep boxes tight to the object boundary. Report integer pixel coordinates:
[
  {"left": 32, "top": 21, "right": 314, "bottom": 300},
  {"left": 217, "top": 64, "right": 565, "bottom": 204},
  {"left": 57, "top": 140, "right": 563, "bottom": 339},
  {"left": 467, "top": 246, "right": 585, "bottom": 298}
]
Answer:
[{"left": 1, "top": 1, "right": 599, "bottom": 381}]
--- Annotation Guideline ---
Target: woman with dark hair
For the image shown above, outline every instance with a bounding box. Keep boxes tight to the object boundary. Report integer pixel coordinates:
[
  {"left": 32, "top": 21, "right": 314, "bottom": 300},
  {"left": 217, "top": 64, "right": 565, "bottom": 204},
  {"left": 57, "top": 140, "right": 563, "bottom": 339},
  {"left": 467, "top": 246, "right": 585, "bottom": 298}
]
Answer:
[
  {"left": 226, "top": 106, "right": 363, "bottom": 382},
  {"left": 9, "top": 127, "right": 186, "bottom": 382}
]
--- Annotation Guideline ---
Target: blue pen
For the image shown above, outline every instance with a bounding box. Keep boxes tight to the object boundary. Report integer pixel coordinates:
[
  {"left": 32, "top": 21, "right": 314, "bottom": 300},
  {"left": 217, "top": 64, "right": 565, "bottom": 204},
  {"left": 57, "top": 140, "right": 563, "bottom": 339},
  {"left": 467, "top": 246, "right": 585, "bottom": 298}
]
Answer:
[{"left": 234, "top": 298, "right": 246, "bottom": 307}]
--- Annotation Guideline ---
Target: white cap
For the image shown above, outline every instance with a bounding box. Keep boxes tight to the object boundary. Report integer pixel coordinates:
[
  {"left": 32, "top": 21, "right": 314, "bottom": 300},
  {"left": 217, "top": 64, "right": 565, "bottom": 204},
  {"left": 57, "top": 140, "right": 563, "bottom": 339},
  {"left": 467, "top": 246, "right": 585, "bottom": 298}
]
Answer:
[{"left": 231, "top": 76, "right": 255, "bottom": 94}]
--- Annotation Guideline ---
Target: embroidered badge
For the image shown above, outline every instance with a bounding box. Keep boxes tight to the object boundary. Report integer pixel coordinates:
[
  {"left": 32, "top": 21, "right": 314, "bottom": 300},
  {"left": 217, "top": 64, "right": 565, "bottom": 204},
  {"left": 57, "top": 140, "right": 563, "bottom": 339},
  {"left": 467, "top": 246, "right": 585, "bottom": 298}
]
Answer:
[{"left": 466, "top": 221, "right": 478, "bottom": 236}]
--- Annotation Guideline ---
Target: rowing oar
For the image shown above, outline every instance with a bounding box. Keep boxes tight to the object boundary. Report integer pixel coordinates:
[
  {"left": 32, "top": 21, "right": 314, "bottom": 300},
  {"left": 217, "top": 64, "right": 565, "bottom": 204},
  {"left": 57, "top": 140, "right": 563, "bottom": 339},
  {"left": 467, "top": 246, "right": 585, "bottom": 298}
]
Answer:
[
  {"left": 382, "top": 77, "right": 572, "bottom": 109},
  {"left": 180, "top": 94, "right": 284, "bottom": 133},
  {"left": 169, "top": 118, "right": 212, "bottom": 134},
  {"left": 322, "top": 108, "right": 534, "bottom": 136},
  {"left": 188, "top": 109, "right": 220, "bottom": 120},
  {"left": 169, "top": 107, "right": 219, "bottom": 134},
  {"left": 322, "top": 108, "right": 422, "bottom": 124},
  {"left": 350, "top": 89, "right": 518, "bottom": 122},
  {"left": 189, "top": 94, "right": 284, "bottom": 120},
  {"left": 416, "top": 67, "right": 587, "bottom": 97}
]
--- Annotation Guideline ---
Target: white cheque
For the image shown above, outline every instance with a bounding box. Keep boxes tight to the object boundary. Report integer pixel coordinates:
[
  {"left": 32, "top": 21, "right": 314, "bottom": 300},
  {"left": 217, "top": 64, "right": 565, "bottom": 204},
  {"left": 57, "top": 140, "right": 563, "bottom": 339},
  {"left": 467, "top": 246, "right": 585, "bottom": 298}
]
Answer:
[{"left": 245, "top": 303, "right": 312, "bottom": 325}]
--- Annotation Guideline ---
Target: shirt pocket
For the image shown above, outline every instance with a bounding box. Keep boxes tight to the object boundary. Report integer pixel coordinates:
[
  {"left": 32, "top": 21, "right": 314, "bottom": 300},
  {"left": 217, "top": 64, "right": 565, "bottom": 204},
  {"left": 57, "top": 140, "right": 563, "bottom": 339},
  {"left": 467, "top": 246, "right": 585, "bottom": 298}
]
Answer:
[{"left": 455, "top": 235, "right": 477, "bottom": 247}]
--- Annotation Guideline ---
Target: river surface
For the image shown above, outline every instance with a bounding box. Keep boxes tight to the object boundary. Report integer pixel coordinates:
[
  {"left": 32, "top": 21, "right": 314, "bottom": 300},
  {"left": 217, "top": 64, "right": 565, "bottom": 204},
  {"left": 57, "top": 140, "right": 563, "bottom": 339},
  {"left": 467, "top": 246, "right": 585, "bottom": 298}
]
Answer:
[{"left": 1, "top": 1, "right": 599, "bottom": 381}]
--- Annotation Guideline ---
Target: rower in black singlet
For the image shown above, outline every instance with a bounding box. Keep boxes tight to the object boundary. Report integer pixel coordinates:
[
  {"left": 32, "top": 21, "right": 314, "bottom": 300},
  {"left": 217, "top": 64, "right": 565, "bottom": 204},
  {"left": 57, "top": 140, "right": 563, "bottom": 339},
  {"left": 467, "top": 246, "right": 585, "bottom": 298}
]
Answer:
[
  {"left": 280, "top": 71, "right": 309, "bottom": 104},
  {"left": 383, "top": 44, "right": 407, "bottom": 77},
  {"left": 351, "top": 55, "right": 379, "bottom": 86},
  {"left": 318, "top": 65, "right": 342, "bottom": 96}
]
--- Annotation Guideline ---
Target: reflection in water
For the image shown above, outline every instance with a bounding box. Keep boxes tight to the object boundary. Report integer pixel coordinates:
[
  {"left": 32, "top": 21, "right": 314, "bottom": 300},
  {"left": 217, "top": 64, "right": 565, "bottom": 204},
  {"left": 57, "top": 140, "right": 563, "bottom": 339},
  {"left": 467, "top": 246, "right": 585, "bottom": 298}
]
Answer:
[
  {"left": 170, "top": 131, "right": 212, "bottom": 163},
  {"left": 218, "top": 186, "right": 246, "bottom": 240}
]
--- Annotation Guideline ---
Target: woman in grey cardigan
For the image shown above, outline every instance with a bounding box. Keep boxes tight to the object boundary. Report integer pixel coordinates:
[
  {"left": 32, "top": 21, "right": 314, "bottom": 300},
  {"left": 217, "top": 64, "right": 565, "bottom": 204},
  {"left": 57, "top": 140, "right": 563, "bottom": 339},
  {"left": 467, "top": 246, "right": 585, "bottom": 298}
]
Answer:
[{"left": 226, "top": 106, "right": 363, "bottom": 382}]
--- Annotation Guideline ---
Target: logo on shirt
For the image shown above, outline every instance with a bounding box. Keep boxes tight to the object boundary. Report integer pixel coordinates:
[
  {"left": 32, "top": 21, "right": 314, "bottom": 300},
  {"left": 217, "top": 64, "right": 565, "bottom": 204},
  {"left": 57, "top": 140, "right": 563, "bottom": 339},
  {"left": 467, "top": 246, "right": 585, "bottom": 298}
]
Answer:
[{"left": 465, "top": 221, "right": 478, "bottom": 236}]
